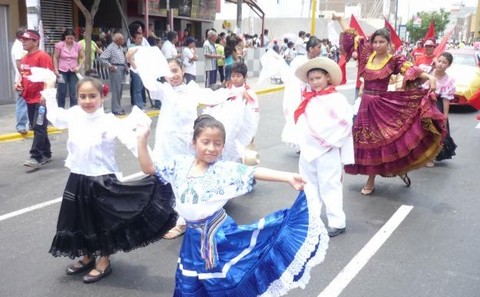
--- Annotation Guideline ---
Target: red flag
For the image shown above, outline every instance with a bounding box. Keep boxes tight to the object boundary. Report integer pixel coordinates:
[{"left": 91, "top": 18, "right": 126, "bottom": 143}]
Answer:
[
  {"left": 384, "top": 17, "right": 402, "bottom": 51},
  {"left": 350, "top": 15, "right": 366, "bottom": 38},
  {"left": 425, "top": 20, "right": 435, "bottom": 40},
  {"left": 433, "top": 29, "right": 453, "bottom": 58}
]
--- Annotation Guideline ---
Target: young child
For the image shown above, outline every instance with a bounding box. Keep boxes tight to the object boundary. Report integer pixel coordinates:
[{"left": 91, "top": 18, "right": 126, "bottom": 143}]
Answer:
[
  {"left": 135, "top": 56, "right": 244, "bottom": 239},
  {"left": 203, "top": 62, "right": 259, "bottom": 162},
  {"left": 423, "top": 52, "right": 457, "bottom": 166},
  {"left": 136, "top": 114, "right": 328, "bottom": 296},
  {"left": 294, "top": 57, "right": 354, "bottom": 237},
  {"left": 43, "top": 76, "right": 177, "bottom": 283}
]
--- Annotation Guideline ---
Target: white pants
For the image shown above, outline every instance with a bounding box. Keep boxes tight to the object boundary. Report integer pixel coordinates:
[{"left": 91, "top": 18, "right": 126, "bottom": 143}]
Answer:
[{"left": 299, "top": 147, "right": 346, "bottom": 229}]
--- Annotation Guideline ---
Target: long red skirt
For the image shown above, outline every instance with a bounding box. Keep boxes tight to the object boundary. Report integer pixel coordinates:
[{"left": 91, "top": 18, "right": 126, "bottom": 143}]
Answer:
[{"left": 345, "top": 89, "right": 446, "bottom": 176}]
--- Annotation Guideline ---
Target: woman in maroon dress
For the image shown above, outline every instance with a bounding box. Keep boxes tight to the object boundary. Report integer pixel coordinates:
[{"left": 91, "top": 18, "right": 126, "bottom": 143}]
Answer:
[{"left": 334, "top": 15, "right": 446, "bottom": 195}]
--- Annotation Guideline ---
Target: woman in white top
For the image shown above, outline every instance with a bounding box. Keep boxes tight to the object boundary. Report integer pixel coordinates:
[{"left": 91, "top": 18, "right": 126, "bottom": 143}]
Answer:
[
  {"left": 135, "top": 53, "right": 243, "bottom": 239},
  {"left": 45, "top": 76, "right": 177, "bottom": 284}
]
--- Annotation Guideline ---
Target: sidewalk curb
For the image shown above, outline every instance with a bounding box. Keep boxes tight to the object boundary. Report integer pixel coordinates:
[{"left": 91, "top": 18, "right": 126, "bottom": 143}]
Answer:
[{"left": 0, "top": 86, "right": 283, "bottom": 143}]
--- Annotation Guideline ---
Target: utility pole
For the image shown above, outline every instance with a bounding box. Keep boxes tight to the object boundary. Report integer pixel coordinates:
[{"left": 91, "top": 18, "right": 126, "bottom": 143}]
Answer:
[
  {"left": 310, "top": 0, "right": 317, "bottom": 35},
  {"left": 237, "top": 0, "right": 243, "bottom": 33}
]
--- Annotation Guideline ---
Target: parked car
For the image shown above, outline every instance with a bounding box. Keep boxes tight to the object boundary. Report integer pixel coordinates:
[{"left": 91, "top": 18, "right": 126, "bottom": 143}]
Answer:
[{"left": 447, "top": 49, "right": 480, "bottom": 110}]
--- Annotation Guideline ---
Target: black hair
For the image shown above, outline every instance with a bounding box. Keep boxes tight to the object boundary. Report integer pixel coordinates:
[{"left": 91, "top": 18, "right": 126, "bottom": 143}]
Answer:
[
  {"left": 167, "top": 31, "right": 178, "bottom": 42},
  {"left": 16, "top": 27, "right": 26, "bottom": 38},
  {"left": 193, "top": 114, "right": 226, "bottom": 143},
  {"left": 306, "top": 36, "right": 322, "bottom": 52},
  {"left": 230, "top": 62, "right": 248, "bottom": 78},
  {"left": 225, "top": 34, "right": 242, "bottom": 58},
  {"left": 77, "top": 77, "right": 103, "bottom": 96},
  {"left": 167, "top": 58, "right": 183, "bottom": 69},
  {"left": 128, "top": 21, "right": 145, "bottom": 37},
  {"left": 147, "top": 36, "right": 157, "bottom": 46},
  {"left": 307, "top": 68, "right": 328, "bottom": 78},
  {"left": 371, "top": 28, "right": 391, "bottom": 44},
  {"left": 61, "top": 28, "right": 76, "bottom": 41},
  {"left": 439, "top": 52, "right": 453, "bottom": 65},
  {"left": 298, "top": 30, "right": 306, "bottom": 37}
]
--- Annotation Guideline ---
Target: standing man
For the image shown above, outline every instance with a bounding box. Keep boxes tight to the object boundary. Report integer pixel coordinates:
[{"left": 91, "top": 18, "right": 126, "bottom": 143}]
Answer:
[
  {"left": 126, "top": 32, "right": 146, "bottom": 110},
  {"left": 182, "top": 37, "right": 199, "bottom": 83},
  {"left": 161, "top": 31, "right": 181, "bottom": 60},
  {"left": 295, "top": 31, "right": 307, "bottom": 55},
  {"left": 11, "top": 27, "right": 28, "bottom": 135},
  {"left": 100, "top": 33, "right": 127, "bottom": 115},
  {"left": 415, "top": 38, "right": 436, "bottom": 73},
  {"left": 16, "top": 30, "right": 54, "bottom": 169},
  {"left": 203, "top": 30, "right": 219, "bottom": 87}
]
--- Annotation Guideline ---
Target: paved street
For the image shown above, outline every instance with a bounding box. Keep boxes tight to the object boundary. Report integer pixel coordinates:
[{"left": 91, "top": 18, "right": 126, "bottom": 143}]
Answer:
[{"left": 1, "top": 76, "right": 480, "bottom": 296}]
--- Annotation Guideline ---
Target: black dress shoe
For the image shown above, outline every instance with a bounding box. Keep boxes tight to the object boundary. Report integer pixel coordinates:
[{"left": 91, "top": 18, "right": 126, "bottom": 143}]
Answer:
[
  {"left": 66, "top": 259, "right": 96, "bottom": 275},
  {"left": 327, "top": 227, "right": 346, "bottom": 237},
  {"left": 82, "top": 264, "right": 112, "bottom": 283}
]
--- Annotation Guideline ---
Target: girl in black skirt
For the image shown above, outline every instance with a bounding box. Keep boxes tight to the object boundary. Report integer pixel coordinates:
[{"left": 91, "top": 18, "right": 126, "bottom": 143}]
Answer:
[{"left": 43, "top": 76, "right": 177, "bottom": 283}]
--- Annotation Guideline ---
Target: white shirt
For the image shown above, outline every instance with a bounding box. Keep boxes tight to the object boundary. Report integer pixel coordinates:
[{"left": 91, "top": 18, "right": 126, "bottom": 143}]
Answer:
[
  {"left": 182, "top": 47, "right": 196, "bottom": 76},
  {"left": 43, "top": 88, "right": 138, "bottom": 177},
  {"left": 295, "top": 37, "right": 307, "bottom": 55},
  {"left": 161, "top": 40, "right": 178, "bottom": 59},
  {"left": 296, "top": 91, "right": 354, "bottom": 164},
  {"left": 11, "top": 39, "right": 26, "bottom": 82}
]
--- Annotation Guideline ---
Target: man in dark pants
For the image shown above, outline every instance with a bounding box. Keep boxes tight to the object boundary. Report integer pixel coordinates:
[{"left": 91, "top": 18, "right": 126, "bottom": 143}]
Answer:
[
  {"left": 100, "top": 33, "right": 127, "bottom": 115},
  {"left": 16, "top": 30, "right": 54, "bottom": 169}
]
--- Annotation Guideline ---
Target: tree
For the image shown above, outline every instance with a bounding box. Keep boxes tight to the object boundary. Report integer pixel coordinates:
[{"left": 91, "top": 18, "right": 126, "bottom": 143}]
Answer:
[
  {"left": 73, "top": 0, "right": 101, "bottom": 71},
  {"left": 406, "top": 9, "right": 450, "bottom": 42}
]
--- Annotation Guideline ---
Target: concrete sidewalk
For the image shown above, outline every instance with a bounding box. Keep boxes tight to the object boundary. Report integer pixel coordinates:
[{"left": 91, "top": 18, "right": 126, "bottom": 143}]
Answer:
[{"left": 0, "top": 76, "right": 284, "bottom": 142}]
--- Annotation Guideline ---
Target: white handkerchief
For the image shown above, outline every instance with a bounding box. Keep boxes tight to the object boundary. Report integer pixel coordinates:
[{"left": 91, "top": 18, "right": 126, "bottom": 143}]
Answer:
[{"left": 27, "top": 67, "right": 56, "bottom": 83}]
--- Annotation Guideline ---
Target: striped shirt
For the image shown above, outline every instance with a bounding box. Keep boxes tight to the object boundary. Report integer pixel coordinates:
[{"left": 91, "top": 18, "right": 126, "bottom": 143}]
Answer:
[
  {"left": 100, "top": 42, "right": 126, "bottom": 67},
  {"left": 203, "top": 40, "right": 217, "bottom": 71}
]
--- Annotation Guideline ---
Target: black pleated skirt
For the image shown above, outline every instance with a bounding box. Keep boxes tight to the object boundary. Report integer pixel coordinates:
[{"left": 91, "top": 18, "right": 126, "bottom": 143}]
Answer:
[
  {"left": 435, "top": 98, "right": 457, "bottom": 161},
  {"left": 49, "top": 173, "right": 178, "bottom": 259}
]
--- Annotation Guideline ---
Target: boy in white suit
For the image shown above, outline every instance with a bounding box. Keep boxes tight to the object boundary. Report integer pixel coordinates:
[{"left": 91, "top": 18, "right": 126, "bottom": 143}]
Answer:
[{"left": 294, "top": 57, "right": 354, "bottom": 237}]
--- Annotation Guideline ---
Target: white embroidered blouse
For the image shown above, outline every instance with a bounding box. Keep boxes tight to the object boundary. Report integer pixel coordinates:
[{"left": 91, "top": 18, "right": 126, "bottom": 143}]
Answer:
[{"left": 42, "top": 88, "right": 138, "bottom": 177}]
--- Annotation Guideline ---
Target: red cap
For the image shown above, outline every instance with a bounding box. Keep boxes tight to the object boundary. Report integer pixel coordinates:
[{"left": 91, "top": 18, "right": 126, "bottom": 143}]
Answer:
[{"left": 20, "top": 30, "right": 40, "bottom": 41}]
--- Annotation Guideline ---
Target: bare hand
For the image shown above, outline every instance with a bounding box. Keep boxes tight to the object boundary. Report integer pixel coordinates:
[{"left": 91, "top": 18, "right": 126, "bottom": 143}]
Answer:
[
  {"left": 288, "top": 173, "right": 307, "bottom": 191},
  {"left": 136, "top": 122, "right": 151, "bottom": 140}
]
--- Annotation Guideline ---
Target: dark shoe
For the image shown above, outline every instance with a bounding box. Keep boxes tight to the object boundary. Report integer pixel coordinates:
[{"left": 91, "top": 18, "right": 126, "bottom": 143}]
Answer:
[
  {"left": 327, "top": 227, "right": 346, "bottom": 237},
  {"left": 66, "top": 259, "right": 96, "bottom": 275},
  {"left": 112, "top": 110, "right": 126, "bottom": 116},
  {"left": 83, "top": 264, "right": 112, "bottom": 283},
  {"left": 399, "top": 174, "right": 411, "bottom": 187},
  {"left": 41, "top": 156, "right": 52, "bottom": 164}
]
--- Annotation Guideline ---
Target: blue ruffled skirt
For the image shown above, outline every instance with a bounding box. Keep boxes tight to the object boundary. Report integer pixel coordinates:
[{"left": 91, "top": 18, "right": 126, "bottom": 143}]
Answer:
[{"left": 173, "top": 191, "right": 328, "bottom": 296}]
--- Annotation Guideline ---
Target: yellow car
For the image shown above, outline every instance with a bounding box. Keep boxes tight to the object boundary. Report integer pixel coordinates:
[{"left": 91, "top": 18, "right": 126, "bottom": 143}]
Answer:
[{"left": 447, "top": 49, "right": 480, "bottom": 110}]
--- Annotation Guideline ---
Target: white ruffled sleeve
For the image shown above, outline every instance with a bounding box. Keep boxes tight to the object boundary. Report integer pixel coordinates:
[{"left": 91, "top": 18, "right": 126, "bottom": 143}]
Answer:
[{"left": 42, "top": 88, "right": 69, "bottom": 129}]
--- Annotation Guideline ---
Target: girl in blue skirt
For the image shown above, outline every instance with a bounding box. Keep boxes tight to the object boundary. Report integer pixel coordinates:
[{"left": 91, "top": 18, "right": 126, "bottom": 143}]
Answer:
[{"left": 137, "top": 114, "right": 329, "bottom": 296}]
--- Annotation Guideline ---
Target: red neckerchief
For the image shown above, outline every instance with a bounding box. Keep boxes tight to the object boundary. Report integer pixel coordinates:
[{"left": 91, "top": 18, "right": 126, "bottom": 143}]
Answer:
[
  {"left": 227, "top": 82, "right": 255, "bottom": 104},
  {"left": 294, "top": 86, "right": 337, "bottom": 123}
]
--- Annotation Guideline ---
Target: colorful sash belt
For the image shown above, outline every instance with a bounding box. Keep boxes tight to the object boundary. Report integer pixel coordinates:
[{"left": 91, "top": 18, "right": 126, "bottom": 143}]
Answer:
[{"left": 187, "top": 209, "right": 227, "bottom": 269}]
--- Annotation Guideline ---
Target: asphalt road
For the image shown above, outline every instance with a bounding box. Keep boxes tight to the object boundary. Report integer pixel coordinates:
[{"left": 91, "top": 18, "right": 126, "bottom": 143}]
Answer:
[{"left": 1, "top": 86, "right": 479, "bottom": 297}]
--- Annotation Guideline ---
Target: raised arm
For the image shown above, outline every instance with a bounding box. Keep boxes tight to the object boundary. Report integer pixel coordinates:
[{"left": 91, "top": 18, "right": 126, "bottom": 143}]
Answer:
[
  {"left": 332, "top": 13, "right": 349, "bottom": 32},
  {"left": 136, "top": 124, "right": 156, "bottom": 175},
  {"left": 254, "top": 167, "right": 306, "bottom": 191}
]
